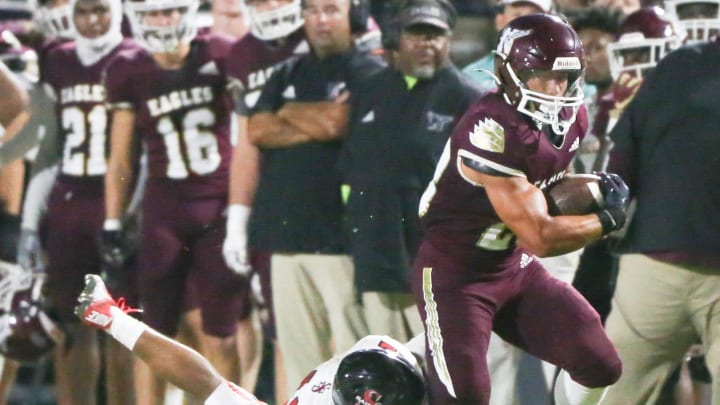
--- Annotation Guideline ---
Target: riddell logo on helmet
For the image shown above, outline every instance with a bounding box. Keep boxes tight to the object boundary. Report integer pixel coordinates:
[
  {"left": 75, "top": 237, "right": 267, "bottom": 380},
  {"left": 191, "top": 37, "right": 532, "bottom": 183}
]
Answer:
[
  {"left": 552, "top": 57, "right": 581, "bottom": 70},
  {"left": 355, "top": 390, "right": 383, "bottom": 405},
  {"left": 85, "top": 311, "right": 112, "bottom": 328}
]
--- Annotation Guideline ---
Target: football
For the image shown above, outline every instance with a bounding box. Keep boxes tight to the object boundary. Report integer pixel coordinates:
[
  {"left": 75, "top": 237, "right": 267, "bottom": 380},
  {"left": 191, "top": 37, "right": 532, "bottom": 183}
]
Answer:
[{"left": 544, "top": 174, "right": 604, "bottom": 216}]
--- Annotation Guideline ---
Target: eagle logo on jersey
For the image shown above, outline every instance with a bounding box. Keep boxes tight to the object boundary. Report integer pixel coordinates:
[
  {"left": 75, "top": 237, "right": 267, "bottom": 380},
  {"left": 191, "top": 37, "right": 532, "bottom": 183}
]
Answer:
[
  {"left": 469, "top": 118, "right": 505, "bottom": 153},
  {"left": 498, "top": 28, "right": 532, "bottom": 55}
]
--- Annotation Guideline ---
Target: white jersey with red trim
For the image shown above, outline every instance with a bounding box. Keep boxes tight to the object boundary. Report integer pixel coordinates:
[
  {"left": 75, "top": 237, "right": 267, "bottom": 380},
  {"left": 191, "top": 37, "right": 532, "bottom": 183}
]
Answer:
[
  {"left": 287, "top": 335, "right": 419, "bottom": 405},
  {"left": 204, "top": 380, "right": 265, "bottom": 405}
]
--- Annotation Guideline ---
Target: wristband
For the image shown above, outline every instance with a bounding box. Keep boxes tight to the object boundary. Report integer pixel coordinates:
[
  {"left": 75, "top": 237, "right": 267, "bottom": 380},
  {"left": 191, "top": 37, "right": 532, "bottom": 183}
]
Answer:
[
  {"left": 226, "top": 204, "right": 251, "bottom": 235},
  {"left": 104, "top": 219, "right": 122, "bottom": 231},
  {"left": 108, "top": 307, "right": 146, "bottom": 351}
]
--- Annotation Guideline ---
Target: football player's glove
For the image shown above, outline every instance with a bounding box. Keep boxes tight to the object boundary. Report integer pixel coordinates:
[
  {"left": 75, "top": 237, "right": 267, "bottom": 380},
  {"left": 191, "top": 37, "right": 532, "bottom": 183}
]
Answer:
[
  {"left": 16, "top": 229, "right": 43, "bottom": 273},
  {"left": 223, "top": 205, "right": 252, "bottom": 277},
  {"left": 100, "top": 229, "right": 128, "bottom": 289},
  {"left": 595, "top": 172, "right": 630, "bottom": 234}
]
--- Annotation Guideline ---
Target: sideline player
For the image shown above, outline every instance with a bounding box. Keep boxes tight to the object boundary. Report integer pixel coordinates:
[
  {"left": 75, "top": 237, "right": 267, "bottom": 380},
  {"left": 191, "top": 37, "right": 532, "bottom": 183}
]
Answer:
[
  {"left": 15, "top": 0, "right": 138, "bottom": 403},
  {"left": 76, "top": 274, "right": 426, "bottom": 405},
  {"left": 412, "top": 14, "right": 629, "bottom": 404},
  {"left": 103, "top": 0, "right": 248, "bottom": 402},
  {"left": 222, "top": 0, "right": 307, "bottom": 399}
]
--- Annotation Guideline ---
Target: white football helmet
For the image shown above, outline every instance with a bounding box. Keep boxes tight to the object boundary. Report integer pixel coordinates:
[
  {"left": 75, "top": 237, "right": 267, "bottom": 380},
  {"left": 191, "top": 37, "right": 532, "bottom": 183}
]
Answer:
[
  {"left": 125, "top": 0, "right": 200, "bottom": 53},
  {"left": 607, "top": 7, "right": 684, "bottom": 79},
  {"left": 31, "top": 0, "right": 75, "bottom": 39},
  {"left": 246, "top": 0, "right": 303, "bottom": 41},
  {"left": 665, "top": 0, "right": 720, "bottom": 43}
]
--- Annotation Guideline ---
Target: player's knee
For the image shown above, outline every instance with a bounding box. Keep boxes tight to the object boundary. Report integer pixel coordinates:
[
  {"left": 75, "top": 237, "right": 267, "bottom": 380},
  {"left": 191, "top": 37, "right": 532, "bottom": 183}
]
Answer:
[{"left": 574, "top": 353, "right": 622, "bottom": 388}]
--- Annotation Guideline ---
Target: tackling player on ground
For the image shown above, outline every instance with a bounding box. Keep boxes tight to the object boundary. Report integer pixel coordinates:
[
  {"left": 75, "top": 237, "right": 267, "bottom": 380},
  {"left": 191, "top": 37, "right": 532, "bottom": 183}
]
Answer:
[{"left": 76, "top": 274, "right": 426, "bottom": 405}]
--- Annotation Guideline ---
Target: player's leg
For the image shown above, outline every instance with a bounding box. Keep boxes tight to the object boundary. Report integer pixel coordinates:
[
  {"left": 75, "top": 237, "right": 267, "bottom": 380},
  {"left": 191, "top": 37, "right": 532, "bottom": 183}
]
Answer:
[
  {"left": 191, "top": 216, "right": 249, "bottom": 385},
  {"left": 272, "top": 253, "right": 332, "bottom": 396},
  {"left": 411, "top": 241, "right": 499, "bottom": 404},
  {"left": 250, "top": 249, "right": 287, "bottom": 404},
  {"left": 236, "top": 310, "right": 262, "bottom": 391},
  {"left": 135, "top": 209, "right": 188, "bottom": 405},
  {"left": 44, "top": 189, "right": 106, "bottom": 405},
  {"left": 493, "top": 257, "right": 621, "bottom": 405},
  {"left": 105, "top": 245, "right": 141, "bottom": 405},
  {"left": 602, "top": 254, "right": 697, "bottom": 404}
]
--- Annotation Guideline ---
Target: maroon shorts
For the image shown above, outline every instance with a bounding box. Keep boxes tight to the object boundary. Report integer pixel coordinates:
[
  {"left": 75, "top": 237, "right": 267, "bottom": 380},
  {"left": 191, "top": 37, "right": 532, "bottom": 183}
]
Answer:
[
  {"left": 139, "top": 192, "right": 251, "bottom": 337},
  {"left": 412, "top": 240, "right": 621, "bottom": 404},
  {"left": 44, "top": 180, "right": 138, "bottom": 324}
]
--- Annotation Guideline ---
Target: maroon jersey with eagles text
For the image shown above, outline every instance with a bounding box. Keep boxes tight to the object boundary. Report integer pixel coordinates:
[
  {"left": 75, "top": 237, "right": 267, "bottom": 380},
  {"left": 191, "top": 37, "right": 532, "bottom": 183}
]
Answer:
[
  {"left": 225, "top": 28, "right": 306, "bottom": 113},
  {"left": 43, "top": 39, "right": 138, "bottom": 180},
  {"left": 104, "top": 33, "right": 235, "bottom": 197},
  {"left": 419, "top": 92, "right": 588, "bottom": 266},
  {"left": 41, "top": 38, "right": 141, "bottom": 323}
]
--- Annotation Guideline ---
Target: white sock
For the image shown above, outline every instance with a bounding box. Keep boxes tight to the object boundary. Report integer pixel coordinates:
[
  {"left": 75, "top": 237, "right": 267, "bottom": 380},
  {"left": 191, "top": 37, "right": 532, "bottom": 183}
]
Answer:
[
  {"left": 554, "top": 369, "right": 608, "bottom": 405},
  {"left": 108, "top": 307, "right": 147, "bottom": 351}
]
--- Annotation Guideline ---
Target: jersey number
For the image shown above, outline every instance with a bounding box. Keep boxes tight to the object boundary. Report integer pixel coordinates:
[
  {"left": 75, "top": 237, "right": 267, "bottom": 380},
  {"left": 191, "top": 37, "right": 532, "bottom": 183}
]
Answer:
[
  {"left": 158, "top": 107, "right": 221, "bottom": 179},
  {"left": 61, "top": 105, "right": 107, "bottom": 176},
  {"left": 419, "top": 140, "right": 515, "bottom": 251}
]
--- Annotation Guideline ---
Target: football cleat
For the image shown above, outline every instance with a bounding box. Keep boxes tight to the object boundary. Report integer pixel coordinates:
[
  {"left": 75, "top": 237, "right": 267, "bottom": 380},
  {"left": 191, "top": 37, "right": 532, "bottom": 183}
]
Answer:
[{"left": 74, "top": 274, "right": 139, "bottom": 331}]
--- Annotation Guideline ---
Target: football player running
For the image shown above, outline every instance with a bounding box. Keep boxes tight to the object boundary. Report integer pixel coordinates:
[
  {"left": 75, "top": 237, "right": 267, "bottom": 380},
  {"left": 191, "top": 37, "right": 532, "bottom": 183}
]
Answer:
[
  {"left": 412, "top": 14, "right": 629, "bottom": 404},
  {"left": 103, "top": 0, "right": 249, "bottom": 402},
  {"left": 75, "top": 274, "right": 426, "bottom": 405},
  {"left": 15, "top": 0, "right": 138, "bottom": 403}
]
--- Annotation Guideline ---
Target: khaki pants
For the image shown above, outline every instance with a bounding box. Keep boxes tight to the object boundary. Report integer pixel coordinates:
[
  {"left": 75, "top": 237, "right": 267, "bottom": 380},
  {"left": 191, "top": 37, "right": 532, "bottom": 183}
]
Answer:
[
  {"left": 362, "top": 292, "right": 423, "bottom": 343},
  {"left": 604, "top": 254, "right": 720, "bottom": 405},
  {"left": 271, "top": 253, "right": 367, "bottom": 396}
]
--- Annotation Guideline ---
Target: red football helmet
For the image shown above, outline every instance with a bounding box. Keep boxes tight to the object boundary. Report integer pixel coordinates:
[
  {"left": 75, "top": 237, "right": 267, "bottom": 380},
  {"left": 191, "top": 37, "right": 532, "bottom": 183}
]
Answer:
[
  {"left": 607, "top": 7, "right": 683, "bottom": 79},
  {"left": 494, "top": 13, "right": 586, "bottom": 136},
  {"left": 0, "top": 262, "right": 61, "bottom": 363},
  {"left": 665, "top": 0, "right": 720, "bottom": 43}
]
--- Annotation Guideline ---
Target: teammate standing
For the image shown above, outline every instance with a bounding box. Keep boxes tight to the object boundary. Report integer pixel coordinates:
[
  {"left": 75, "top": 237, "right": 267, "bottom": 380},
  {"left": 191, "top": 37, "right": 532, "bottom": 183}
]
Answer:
[
  {"left": 15, "top": 0, "right": 137, "bottom": 403},
  {"left": 222, "top": 0, "right": 307, "bottom": 397},
  {"left": 103, "top": 0, "right": 247, "bottom": 402}
]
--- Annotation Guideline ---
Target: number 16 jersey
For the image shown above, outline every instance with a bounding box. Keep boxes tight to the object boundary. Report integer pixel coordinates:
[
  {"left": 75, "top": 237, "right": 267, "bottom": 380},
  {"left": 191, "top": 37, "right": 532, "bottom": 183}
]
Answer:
[{"left": 104, "top": 33, "right": 235, "bottom": 198}]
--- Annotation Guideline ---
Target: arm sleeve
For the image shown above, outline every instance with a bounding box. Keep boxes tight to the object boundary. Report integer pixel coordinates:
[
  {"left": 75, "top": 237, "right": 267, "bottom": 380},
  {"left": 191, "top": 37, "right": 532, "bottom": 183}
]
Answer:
[{"left": 20, "top": 164, "right": 58, "bottom": 231}]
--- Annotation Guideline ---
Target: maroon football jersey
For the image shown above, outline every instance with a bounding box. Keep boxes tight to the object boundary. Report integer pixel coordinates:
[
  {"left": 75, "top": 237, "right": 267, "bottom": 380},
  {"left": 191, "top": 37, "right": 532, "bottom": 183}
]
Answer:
[
  {"left": 104, "top": 33, "right": 235, "bottom": 197},
  {"left": 42, "top": 39, "right": 138, "bottom": 180},
  {"left": 225, "top": 29, "right": 306, "bottom": 113},
  {"left": 419, "top": 93, "right": 588, "bottom": 265}
]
